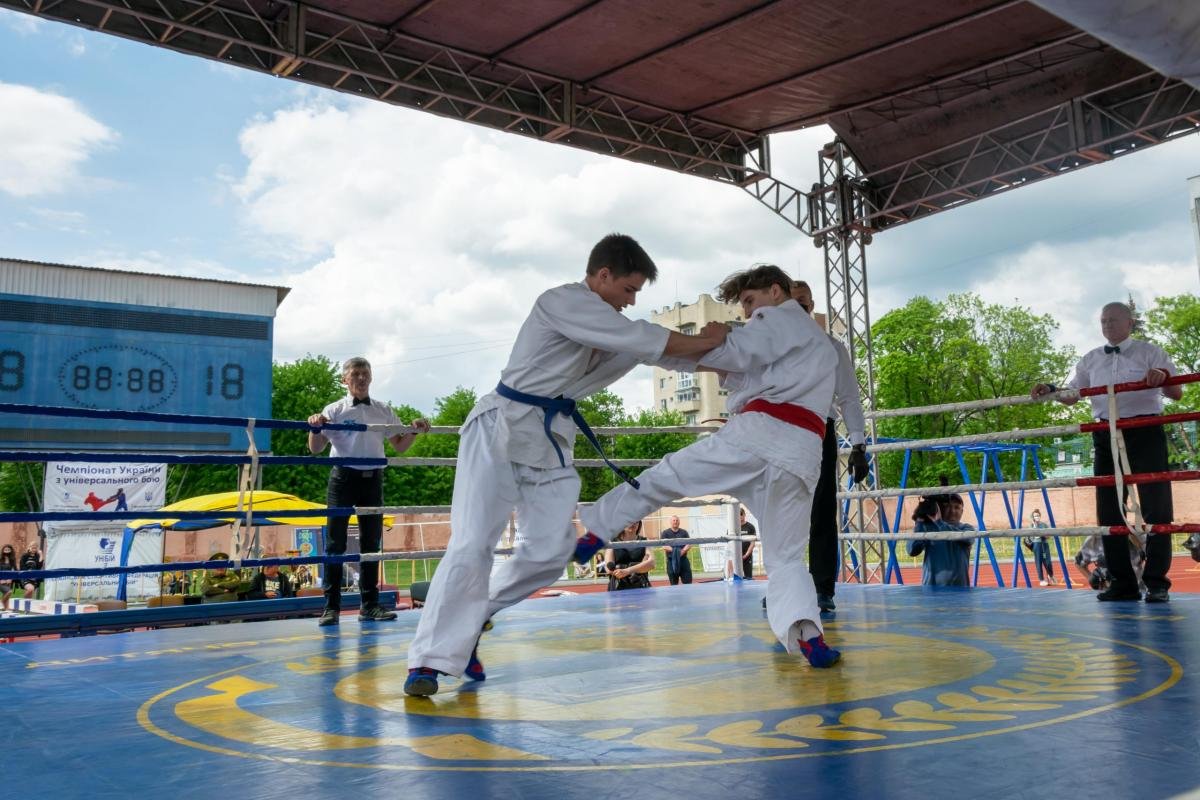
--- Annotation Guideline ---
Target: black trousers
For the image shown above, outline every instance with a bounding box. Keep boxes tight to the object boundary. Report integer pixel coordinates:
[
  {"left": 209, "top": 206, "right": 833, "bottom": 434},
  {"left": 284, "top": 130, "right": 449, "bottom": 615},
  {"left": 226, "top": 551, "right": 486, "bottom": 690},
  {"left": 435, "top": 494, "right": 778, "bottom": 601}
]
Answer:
[
  {"left": 324, "top": 467, "right": 384, "bottom": 610},
  {"left": 667, "top": 554, "right": 692, "bottom": 585},
  {"left": 1092, "top": 424, "right": 1173, "bottom": 593},
  {"left": 808, "top": 419, "right": 839, "bottom": 597}
]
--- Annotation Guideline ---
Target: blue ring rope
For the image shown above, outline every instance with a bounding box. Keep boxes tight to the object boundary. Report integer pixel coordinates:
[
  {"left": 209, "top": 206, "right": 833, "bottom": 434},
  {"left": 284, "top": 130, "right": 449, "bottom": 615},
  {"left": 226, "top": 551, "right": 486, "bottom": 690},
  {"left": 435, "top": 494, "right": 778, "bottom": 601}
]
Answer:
[
  {"left": 0, "top": 507, "right": 358, "bottom": 523},
  {"left": 0, "top": 402, "right": 367, "bottom": 431},
  {"left": 0, "top": 553, "right": 360, "bottom": 581},
  {"left": 0, "top": 451, "right": 387, "bottom": 466}
]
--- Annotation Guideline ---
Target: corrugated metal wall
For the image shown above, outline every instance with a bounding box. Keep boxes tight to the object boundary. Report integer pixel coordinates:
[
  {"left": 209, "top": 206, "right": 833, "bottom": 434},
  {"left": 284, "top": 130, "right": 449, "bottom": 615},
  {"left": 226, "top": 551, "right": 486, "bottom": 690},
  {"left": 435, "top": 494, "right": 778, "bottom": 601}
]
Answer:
[{"left": 0, "top": 259, "right": 287, "bottom": 316}]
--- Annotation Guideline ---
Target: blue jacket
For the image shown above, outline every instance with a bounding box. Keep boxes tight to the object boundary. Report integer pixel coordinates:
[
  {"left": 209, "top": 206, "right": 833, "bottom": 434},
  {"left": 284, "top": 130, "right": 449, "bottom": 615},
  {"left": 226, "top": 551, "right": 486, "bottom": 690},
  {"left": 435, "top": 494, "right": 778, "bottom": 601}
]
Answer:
[{"left": 908, "top": 520, "right": 973, "bottom": 587}]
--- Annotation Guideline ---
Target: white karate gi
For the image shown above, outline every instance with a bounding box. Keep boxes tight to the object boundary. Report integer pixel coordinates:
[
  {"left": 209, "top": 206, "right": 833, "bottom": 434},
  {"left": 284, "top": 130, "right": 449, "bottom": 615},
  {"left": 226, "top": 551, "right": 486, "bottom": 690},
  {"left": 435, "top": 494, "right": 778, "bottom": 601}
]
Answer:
[
  {"left": 408, "top": 281, "right": 669, "bottom": 676},
  {"left": 579, "top": 298, "right": 837, "bottom": 653}
]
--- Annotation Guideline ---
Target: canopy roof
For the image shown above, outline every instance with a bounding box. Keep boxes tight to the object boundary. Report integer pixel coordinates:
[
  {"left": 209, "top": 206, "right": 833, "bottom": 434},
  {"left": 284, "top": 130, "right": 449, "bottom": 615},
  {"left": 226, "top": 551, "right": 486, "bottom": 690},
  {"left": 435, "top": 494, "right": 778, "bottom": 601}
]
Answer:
[
  {"left": 124, "top": 490, "right": 388, "bottom": 533},
  {"left": 4, "top": 0, "right": 1198, "bottom": 232}
]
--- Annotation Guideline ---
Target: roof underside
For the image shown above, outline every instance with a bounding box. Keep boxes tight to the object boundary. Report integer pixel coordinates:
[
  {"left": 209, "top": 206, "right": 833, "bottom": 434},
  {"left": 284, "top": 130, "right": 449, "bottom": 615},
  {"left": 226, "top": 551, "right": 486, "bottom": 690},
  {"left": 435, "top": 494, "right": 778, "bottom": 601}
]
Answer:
[{"left": 4, "top": 0, "right": 1198, "bottom": 233}]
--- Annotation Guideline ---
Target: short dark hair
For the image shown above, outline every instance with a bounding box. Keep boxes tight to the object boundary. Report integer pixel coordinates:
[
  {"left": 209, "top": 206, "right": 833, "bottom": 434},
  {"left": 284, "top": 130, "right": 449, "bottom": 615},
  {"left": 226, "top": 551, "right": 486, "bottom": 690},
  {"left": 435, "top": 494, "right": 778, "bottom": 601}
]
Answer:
[
  {"left": 717, "top": 264, "right": 793, "bottom": 303},
  {"left": 586, "top": 233, "right": 658, "bottom": 281}
]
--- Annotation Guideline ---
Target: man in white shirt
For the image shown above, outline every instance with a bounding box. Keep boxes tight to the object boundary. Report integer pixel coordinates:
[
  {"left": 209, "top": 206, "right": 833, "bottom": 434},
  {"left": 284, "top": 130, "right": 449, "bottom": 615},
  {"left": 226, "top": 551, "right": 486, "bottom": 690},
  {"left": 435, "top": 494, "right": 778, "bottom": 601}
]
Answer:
[
  {"left": 791, "top": 280, "right": 869, "bottom": 613},
  {"left": 1032, "top": 301, "right": 1180, "bottom": 602},
  {"left": 404, "top": 234, "right": 726, "bottom": 696},
  {"left": 577, "top": 264, "right": 842, "bottom": 668},
  {"left": 308, "top": 358, "right": 431, "bottom": 626}
]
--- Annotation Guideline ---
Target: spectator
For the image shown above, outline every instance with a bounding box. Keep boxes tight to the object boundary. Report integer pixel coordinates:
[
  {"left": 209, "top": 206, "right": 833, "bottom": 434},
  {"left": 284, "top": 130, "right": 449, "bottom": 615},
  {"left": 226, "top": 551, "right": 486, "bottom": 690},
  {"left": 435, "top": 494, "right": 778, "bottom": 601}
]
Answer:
[
  {"left": 200, "top": 552, "right": 249, "bottom": 603},
  {"left": 908, "top": 493, "right": 973, "bottom": 587},
  {"left": 1022, "top": 509, "right": 1057, "bottom": 586},
  {"left": 1074, "top": 534, "right": 1144, "bottom": 591},
  {"left": 791, "top": 280, "right": 869, "bottom": 612},
  {"left": 308, "top": 356, "right": 431, "bottom": 626},
  {"left": 1186, "top": 533, "right": 1200, "bottom": 563},
  {"left": 739, "top": 507, "right": 756, "bottom": 579},
  {"left": 1032, "top": 301, "right": 1180, "bottom": 603},
  {"left": 0, "top": 544, "right": 16, "bottom": 610},
  {"left": 246, "top": 561, "right": 296, "bottom": 600},
  {"left": 661, "top": 515, "right": 693, "bottom": 585},
  {"left": 605, "top": 521, "right": 654, "bottom": 591},
  {"left": 18, "top": 542, "right": 42, "bottom": 600}
]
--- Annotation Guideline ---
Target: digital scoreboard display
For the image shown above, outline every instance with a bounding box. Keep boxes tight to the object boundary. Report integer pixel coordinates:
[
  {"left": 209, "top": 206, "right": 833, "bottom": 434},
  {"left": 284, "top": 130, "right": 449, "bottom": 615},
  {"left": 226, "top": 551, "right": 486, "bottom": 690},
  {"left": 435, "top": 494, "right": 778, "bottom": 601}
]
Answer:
[{"left": 0, "top": 293, "right": 273, "bottom": 451}]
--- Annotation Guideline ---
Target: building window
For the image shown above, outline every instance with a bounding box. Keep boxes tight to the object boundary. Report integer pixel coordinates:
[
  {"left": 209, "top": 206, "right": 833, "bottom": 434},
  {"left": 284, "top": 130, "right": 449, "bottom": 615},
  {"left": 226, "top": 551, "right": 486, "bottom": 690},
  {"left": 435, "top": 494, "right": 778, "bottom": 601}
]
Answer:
[
  {"left": 679, "top": 323, "right": 696, "bottom": 336},
  {"left": 720, "top": 412, "right": 730, "bottom": 419},
  {"left": 686, "top": 413, "right": 697, "bottom": 425},
  {"left": 659, "top": 378, "right": 665, "bottom": 389},
  {"left": 678, "top": 371, "right": 694, "bottom": 389}
]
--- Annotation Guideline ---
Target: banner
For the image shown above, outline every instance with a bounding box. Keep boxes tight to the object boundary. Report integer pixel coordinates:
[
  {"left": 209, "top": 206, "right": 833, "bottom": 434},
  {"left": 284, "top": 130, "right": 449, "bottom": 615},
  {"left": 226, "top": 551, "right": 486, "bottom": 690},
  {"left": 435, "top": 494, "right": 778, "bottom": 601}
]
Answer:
[
  {"left": 42, "top": 462, "right": 167, "bottom": 513},
  {"left": 43, "top": 526, "right": 163, "bottom": 602}
]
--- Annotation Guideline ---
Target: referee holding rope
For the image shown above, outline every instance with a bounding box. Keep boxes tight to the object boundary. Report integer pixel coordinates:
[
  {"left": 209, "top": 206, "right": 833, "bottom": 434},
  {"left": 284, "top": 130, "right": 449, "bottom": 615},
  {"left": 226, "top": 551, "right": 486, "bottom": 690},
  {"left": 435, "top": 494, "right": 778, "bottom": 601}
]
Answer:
[
  {"left": 308, "top": 357, "right": 430, "bottom": 626},
  {"left": 1032, "top": 302, "right": 1180, "bottom": 602}
]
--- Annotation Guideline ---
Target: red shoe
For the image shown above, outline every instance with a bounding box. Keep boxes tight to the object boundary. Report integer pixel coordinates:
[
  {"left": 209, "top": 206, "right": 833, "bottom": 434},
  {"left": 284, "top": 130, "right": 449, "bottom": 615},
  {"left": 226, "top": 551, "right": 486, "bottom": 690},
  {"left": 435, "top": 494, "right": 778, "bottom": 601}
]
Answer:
[
  {"left": 799, "top": 635, "right": 841, "bottom": 668},
  {"left": 404, "top": 667, "right": 440, "bottom": 696},
  {"left": 465, "top": 646, "right": 486, "bottom": 681}
]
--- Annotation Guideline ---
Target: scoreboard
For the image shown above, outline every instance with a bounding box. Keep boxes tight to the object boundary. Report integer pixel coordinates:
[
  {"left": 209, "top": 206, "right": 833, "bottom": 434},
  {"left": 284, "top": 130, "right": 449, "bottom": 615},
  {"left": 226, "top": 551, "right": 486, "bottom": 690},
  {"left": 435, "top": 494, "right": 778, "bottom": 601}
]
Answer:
[{"left": 0, "top": 293, "right": 273, "bottom": 452}]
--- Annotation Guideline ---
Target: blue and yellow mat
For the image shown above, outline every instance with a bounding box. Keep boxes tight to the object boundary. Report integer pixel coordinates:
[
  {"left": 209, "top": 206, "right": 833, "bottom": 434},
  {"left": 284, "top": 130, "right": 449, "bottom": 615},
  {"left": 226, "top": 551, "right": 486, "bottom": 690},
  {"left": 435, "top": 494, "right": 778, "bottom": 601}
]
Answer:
[{"left": 2, "top": 583, "right": 1197, "bottom": 799}]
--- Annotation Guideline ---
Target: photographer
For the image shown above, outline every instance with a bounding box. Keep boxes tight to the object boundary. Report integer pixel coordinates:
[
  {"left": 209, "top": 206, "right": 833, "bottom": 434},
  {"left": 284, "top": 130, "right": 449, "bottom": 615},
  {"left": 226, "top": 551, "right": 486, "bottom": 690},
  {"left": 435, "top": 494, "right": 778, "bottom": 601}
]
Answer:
[
  {"left": 907, "top": 492, "right": 973, "bottom": 587},
  {"left": 606, "top": 521, "right": 654, "bottom": 592}
]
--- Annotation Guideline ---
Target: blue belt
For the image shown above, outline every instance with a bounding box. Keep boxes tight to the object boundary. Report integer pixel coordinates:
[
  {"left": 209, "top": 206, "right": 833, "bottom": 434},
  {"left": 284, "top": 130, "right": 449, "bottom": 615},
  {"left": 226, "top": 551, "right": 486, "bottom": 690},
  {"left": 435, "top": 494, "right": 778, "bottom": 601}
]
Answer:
[{"left": 495, "top": 381, "right": 640, "bottom": 489}]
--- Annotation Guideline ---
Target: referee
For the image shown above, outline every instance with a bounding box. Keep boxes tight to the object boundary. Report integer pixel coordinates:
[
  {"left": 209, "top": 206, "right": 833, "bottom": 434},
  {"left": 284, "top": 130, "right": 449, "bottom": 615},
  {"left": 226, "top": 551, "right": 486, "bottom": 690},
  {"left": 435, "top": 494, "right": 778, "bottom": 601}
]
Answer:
[
  {"left": 1032, "top": 302, "right": 1180, "bottom": 603},
  {"left": 308, "top": 357, "right": 430, "bottom": 625}
]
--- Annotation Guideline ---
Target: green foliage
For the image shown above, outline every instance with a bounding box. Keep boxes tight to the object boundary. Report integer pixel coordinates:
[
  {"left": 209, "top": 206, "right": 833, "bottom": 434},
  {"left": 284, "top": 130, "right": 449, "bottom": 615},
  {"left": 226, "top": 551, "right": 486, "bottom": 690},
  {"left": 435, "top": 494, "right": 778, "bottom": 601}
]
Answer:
[
  {"left": 261, "top": 354, "right": 344, "bottom": 502},
  {"left": 0, "top": 462, "right": 43, "bottom": 512},
  {"left": 1144, "top": 293, "right": 1200, "bottom": 467},
  {"left": 385, "top": 387, "right": 477, "bottom": 506},
  {"left": 869, "top": 293, "right": 1078, "bottom": 488}
]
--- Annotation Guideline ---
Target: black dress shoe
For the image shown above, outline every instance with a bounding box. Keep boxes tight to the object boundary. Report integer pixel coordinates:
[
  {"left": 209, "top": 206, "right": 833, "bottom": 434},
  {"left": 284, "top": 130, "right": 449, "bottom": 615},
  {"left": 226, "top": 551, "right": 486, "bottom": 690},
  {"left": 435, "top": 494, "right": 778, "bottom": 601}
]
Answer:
[
  {"left": 817, "top": 594, "right": 836, "bottom": 613},
  {"left": 1096, "top": 587, "right": 1141, "bottom": 602},
  {"left": 1144, "top": 588, "right": 1170, "bottom": 604},
  {"left": 318, "top": 609, "right": 340, "bottom": 626}
]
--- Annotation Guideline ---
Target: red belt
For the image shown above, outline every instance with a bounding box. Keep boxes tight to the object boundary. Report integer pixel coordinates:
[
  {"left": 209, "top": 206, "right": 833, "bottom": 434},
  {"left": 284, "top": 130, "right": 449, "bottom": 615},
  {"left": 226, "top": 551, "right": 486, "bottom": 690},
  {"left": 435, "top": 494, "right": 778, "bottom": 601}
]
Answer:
[{"left": 742, "top": 399, "right": 826, "bottom": 439}]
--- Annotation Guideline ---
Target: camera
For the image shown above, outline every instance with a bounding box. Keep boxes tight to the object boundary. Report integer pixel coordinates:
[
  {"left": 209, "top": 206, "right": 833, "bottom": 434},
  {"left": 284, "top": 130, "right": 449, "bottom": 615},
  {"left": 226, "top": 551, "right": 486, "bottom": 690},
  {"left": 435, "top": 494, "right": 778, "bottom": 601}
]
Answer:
[{"left": 913, "top": 496, "right": 941, "bottom": 522}]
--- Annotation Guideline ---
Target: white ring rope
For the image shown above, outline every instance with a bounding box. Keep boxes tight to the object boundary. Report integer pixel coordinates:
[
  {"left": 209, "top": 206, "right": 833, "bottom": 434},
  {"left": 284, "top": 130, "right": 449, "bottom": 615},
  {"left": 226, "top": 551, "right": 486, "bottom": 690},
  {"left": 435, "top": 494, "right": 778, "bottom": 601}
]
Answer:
[{"left": 863, "top": 388, "right": 1078, "bottom": 420}]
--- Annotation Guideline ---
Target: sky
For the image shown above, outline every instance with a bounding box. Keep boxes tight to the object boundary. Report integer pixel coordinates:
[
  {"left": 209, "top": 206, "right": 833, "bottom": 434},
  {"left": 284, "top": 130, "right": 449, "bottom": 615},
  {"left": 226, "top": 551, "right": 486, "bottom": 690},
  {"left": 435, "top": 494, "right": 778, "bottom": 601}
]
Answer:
[{"left": 3, "top": 9, "right": 1200, "bottom": 417}]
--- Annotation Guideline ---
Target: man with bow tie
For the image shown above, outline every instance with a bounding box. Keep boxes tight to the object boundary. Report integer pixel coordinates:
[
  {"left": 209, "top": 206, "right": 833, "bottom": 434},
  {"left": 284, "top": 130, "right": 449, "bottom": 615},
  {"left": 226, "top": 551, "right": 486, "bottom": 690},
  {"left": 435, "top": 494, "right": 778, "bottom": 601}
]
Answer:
[
  {"left": 308, "top": 357, "right": 431, "bottom": 626},
  {"left": 1032, "top": 302, "right": 1180, "bottom": 602}
]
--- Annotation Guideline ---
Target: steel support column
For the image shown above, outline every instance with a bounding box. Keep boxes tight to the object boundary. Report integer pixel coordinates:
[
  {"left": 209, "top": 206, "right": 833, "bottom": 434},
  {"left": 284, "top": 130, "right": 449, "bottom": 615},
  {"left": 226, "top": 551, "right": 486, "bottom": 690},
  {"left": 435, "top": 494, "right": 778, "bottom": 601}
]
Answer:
[{"left": 810, "top": 141, "right": 885, "bottom": 584}]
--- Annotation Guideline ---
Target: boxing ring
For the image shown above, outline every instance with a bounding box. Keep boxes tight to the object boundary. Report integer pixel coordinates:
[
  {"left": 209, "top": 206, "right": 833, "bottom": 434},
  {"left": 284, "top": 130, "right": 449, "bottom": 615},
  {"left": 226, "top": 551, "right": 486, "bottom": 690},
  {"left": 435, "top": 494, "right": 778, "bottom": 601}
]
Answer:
[
  {"left": 3, "top": 582, "right": 1199, "bottom": 798},
  {"left": 4, "top": 374, "right": 1200, "bottom": 798}
]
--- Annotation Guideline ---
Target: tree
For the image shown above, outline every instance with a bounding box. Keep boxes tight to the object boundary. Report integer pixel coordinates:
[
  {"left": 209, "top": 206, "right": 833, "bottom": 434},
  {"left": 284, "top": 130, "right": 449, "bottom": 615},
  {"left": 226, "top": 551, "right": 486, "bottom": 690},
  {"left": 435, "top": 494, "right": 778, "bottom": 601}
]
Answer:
[
  {"left": 385, "top": 387, "right": 477, "bottom": 506},
  {"left": 260, "top": 354, "right": 345, "bottom": 502},
  {"left": 869, "top": 293, "right": 1078, "bottom": 489},
  {"left": 1144, "top": 293, "right": 1200, "bottom": 467}
]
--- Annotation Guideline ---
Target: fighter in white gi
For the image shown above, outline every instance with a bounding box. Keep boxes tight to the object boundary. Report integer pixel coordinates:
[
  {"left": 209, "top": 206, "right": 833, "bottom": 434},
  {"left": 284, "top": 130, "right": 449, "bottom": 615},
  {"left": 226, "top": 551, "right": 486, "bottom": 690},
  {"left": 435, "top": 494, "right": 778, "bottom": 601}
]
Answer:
[
  {"left": 576, "top": 264, "right": 842, "bottom": 667},
  {"left": 405, "top": 233, "right": 726, "bottom": 696}
]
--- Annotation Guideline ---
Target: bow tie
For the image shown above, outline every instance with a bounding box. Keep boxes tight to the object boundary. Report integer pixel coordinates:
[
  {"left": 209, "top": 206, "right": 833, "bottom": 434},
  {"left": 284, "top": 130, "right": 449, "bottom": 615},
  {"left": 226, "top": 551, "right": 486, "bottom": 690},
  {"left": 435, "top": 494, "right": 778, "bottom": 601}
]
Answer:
[
  {"left": 1104, "top": 345, "right": 1121, "bottom": 355},
  {"left": 352, "top": 397, "right": 371, "bottom": 406}
]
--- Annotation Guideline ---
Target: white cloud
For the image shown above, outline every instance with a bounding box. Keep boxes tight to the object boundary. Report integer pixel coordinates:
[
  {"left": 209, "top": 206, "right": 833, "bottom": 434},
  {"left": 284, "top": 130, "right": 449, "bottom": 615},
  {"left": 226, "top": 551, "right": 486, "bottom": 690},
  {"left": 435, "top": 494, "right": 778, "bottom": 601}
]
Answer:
[
  {"left": 234, "top": 98, "right": 829, "bottom": 413},
  {"left": 0, "top": 82, "right": 116, "bottom": 197},
  {"left": 970, "top": 225, "right": 1199, "bottom": 367},
  {"left": 0, "top": 8, "right": 43, "bottom": 35},
  {"left": 67, "top": 33, "right": 86, "bottom": 57}
]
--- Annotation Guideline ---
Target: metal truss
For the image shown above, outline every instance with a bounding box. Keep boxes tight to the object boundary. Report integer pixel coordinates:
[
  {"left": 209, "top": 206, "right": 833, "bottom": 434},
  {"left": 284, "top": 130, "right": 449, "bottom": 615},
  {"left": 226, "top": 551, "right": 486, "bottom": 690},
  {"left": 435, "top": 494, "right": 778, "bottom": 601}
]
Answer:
[
  {"left": 0, "top": 0, "right": 767, "bottom": 184},
  {"left": 860, "top": 72, "right": 1200, "bottom": 230},
  {"left": 814, "top": 143, "right": 887, "bottom": 584}
]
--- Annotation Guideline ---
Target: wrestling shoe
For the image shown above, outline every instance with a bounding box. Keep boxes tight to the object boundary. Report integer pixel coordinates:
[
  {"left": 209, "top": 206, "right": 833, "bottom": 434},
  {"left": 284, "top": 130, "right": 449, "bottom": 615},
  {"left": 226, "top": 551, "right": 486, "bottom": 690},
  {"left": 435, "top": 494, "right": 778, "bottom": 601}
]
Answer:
[
  {"left": 817, "top": 594, "right": 836, "bottom": 613},
  {"left": 573, "top": 532, "right": 606, "bottom": 564},
  {"left": 465, "top": 646, "right": 486, "bottom": 681},
  {"left": 317, "top": 609, "right": 339, "bottom": 627},
  {"left": 1144, "top": 588, "right": 1170, "bottom": 604},
  {"left": 799, "top": 635, "right": 841, "bottom": 668},
  {"left": 404, "top": 667, "right": 440, "bottom": 697}
]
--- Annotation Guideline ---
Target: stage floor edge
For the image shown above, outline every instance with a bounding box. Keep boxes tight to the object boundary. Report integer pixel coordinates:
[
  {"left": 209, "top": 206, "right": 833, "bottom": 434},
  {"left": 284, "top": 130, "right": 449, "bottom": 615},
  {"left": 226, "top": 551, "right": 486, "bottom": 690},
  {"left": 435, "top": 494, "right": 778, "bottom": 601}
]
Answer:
[{"left": 2, "top": 582, "right": 1199, "bottom": 800}]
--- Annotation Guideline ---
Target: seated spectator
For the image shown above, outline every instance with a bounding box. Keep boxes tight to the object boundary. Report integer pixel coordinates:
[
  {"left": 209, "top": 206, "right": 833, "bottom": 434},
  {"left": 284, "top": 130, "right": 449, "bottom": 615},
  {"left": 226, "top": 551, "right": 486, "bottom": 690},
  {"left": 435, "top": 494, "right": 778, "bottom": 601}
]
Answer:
[
  {"left": 907, "top": 492, "right": 973, "bottom": 587},
  {"left": 18, "top": 542, "right": 42, "bottom": 600},
  {"left": 605, "top": 521, "right": 654, "bottom": 591},
  {"left": 200, "top": 552, "right": 249, "bottom": 603},
  {"left": 1186, "top": 533, "right": 1200, "bottom": 563},
  {"left": 245, "top": 561, "right": 296, "bottom": 600},
  {"left": 0, "top": 544, "right": 17, "bottom": 610}
]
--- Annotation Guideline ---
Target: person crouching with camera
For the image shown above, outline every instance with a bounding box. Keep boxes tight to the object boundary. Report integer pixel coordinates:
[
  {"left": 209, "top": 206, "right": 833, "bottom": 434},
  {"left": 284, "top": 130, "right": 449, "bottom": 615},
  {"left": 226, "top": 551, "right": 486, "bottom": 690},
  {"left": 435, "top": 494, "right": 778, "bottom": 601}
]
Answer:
[{"left": 907, "top": 491, "right": 974, "bottom": 587}]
